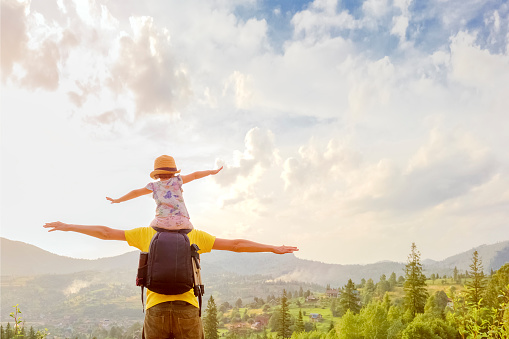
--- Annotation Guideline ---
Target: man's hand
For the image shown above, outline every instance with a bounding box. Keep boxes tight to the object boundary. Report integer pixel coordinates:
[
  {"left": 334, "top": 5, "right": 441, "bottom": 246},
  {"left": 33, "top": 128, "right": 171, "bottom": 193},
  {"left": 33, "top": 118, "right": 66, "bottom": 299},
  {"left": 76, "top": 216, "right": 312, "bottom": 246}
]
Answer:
[
  {"left": 106, "top": 197, "right": 119, "bottom": 204},
  {"left": 43, "top": 221, "right": 70, "bottom": 232},
  {"left": 43, "top": 222, "right": 126, "bottom": 240},
  {"left": 272, "top": 245, "right": 299, "bottom": 254}
]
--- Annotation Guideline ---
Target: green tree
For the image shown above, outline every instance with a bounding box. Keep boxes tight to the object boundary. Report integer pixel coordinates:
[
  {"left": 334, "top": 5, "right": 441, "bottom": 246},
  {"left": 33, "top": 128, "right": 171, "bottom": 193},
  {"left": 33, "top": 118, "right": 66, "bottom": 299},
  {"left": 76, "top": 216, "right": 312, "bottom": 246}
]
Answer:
[
  {"left": 108, "top": 325, "right": 124, "bottom": 338},
  {"left": 453, "top": 266, "right": 459, "bottom": 282},
  {"left": 376, "top": 274, "right": 390, "bottom": 298},
  {"left": 204, "top": 296, "right": 219, "bottom": 339},
  {"left": 484, "top": 263, "right": 509, "bottom": 308},
  {"left": 330, "top": 299, "right": 338, "bottom": 317},
  {"left": 277, "top": 289, "right": 292, "bottom": 338},
  {"left": 235, "top": 298, "right": 243, "bottom": 308},
  {"left": 363, "top": 278, "right": 375, "bottom": 304},
  {"left": 365, "top": 279, "right": 375, "bottom": 293},
  {"left": 403, "top": 243, "right": 428, "bottom": 317},
  {"left": 402, "top": 314, "right": 456, "bottom": 339},
  {"left": 360, "top": 302, "right": 389, "bottom": 338},
  {"left": 381, "top": 292, "right": 391, "bottom": 312},
  {"left": 295, "top": 310, "right": 305, "bottom": 333},
  {"left": 465, "top": 250, "right": 487, "bottom": 305},
  {"left": 424, "top": 290, "right": 448, "bottom": 319},
  {"left": 388, "top": 272, "right": 397, "bottom": 288},
  {"left": 337, "top": 310, "right": 362, "bottom": 339},
  {"left": 339, "top": 279, "right": 361, "bottom": 314},
  {"left": 387, "top": 306, "right": 405, "bottom": 339}
]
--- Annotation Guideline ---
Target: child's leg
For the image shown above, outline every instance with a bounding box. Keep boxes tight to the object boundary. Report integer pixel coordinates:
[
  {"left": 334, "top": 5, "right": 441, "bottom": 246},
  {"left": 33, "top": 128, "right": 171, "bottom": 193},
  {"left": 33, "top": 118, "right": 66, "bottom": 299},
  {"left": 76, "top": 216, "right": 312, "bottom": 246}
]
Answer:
[{"left": 149, "top": 216, "right": 194, "bottom": 230}]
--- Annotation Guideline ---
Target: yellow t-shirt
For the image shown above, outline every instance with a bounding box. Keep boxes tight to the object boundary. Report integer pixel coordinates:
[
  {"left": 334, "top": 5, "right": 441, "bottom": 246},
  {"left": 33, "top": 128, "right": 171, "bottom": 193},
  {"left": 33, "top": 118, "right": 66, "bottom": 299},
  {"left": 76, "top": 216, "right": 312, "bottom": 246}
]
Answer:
[{"left": 125, "top": 227, "right": 216, "bottom": 310}]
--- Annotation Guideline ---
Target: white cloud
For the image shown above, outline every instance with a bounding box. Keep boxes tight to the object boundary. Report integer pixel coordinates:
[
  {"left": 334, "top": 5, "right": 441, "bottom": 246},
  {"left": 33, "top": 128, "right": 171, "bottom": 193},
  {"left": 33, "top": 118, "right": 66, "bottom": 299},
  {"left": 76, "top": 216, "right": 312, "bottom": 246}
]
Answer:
[
  {"left": 291, "top": 0, "right": 358, "bottom": 40},
  {"left": 362, "top": 0, "right": 390, "bottom": 18},
  {"left": 108, "top": 16, "right": 191, "bottom": 117}
]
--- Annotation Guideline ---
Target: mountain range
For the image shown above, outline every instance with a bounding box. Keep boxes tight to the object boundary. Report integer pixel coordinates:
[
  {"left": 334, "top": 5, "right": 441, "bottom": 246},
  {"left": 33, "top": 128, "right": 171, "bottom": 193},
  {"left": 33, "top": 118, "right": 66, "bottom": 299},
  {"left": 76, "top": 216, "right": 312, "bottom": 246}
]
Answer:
[{"left": 2, "top": 237, "right": 509, "bottom": 286}]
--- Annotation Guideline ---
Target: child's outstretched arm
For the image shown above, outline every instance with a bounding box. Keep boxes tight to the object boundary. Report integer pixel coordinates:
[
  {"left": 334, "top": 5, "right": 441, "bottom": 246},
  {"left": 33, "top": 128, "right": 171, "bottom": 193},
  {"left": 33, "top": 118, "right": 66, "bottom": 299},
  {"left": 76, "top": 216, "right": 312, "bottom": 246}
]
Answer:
[
  {"left": 182, "top": 166, "right": 223, "bottom": 184},
  {"left": 106, "top": 188, "right": 151, "bottom": 204}
]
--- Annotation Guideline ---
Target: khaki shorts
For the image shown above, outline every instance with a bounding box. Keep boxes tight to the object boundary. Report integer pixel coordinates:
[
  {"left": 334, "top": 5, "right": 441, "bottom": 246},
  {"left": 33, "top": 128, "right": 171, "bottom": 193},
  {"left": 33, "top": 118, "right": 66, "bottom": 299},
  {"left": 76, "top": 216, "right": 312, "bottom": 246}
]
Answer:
[{"left": 142, "top": 301, "right": 204, "bottom": 339}]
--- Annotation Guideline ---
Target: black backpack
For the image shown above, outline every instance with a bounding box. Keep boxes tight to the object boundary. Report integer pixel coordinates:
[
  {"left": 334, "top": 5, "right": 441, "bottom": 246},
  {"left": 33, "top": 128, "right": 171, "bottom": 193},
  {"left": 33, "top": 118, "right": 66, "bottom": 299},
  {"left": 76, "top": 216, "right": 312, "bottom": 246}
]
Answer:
[{"left": 136, "top": 228, "right": 205, "bottom": 314}]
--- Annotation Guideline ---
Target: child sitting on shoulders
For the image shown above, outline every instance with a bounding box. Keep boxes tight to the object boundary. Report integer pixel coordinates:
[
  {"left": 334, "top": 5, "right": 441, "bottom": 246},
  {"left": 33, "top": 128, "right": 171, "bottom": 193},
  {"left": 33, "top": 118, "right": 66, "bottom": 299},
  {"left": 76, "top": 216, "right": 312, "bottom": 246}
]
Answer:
[{"left": 106, "top": 155, "right": 222, "bottom": 230}]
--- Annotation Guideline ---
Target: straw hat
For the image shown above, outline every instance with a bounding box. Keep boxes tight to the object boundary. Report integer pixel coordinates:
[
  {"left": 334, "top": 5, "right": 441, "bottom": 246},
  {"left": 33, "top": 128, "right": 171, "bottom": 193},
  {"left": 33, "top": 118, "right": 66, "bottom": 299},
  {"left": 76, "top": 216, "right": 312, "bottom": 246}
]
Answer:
[{"left": 150, "top": 155, "right": 181, "bottom": 179}]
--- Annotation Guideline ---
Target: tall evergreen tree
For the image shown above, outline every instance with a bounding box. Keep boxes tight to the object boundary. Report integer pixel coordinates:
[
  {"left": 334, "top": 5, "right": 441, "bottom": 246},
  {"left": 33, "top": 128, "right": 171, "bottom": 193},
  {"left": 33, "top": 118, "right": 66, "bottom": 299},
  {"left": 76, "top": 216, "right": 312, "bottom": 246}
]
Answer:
[
  {"left": 376, "top": 274, "right": 390, "bottom": 297},
  {"left": 339, "top": 279, "right": 361, "bottom": 314},
  {"left": 330, "top": 298, "right": 338, "bottom": 316},
  {"left": 295, "top": 310, "right": 305, "bottom": 333},
  {"left": 465, "top": 250, "right": 487, "bottom": 305},
  {"left": 403, "top": 242, "right": 428, "bottom": 317},
  {"left": 204, "top": 296, "right": 219, "bottom": 339},
  {"left": 277, "top": 289, "right": 292, "bottom": 338},
  {"left": 388, "top": 272, "right": 397, "bottom": 288}
]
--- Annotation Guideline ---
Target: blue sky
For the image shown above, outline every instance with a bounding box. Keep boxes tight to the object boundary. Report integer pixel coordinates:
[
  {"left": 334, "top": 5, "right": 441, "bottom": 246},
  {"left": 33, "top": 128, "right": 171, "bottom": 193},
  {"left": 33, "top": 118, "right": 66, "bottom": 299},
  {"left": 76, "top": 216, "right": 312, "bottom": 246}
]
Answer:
[{"left": 1, "top": 0, "right": 508, "bottom": 266}]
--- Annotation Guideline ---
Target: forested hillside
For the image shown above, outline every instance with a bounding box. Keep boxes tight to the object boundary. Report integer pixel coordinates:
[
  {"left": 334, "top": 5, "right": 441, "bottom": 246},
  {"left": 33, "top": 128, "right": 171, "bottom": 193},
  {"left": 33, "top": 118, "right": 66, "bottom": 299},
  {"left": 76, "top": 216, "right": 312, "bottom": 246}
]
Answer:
[{"left": 2, "top": 237, "right": 508, "bottom": 285}]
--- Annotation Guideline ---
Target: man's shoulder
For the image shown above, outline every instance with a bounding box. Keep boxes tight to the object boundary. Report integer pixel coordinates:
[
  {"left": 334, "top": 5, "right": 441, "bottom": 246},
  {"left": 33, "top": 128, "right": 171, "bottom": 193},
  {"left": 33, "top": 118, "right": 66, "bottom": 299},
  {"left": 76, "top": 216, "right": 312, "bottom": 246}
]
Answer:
[{"left": 188, "top": 229, "right": 216, "bottom": 253}]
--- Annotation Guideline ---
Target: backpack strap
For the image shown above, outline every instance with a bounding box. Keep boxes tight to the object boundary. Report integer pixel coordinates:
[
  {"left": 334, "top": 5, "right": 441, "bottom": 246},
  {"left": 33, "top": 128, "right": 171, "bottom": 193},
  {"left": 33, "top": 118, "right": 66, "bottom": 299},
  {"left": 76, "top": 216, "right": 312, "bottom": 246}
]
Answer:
[
  {"left": 141, "top": 286, "right": 145, "bottom": 313},
  {"left": 191, "top": 243, "right": 204, "bottom": 316}
]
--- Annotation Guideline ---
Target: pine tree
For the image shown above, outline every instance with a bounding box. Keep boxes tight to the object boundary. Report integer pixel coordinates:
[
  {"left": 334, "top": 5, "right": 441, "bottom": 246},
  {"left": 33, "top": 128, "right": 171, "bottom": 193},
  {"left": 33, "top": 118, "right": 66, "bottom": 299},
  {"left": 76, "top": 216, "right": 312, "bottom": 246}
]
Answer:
[
  {"left": 339, "top": 279, "right": 361, "bottom": 314},
  {"left": 277, "top": 289, "right": 292, "bottom": 338},
  {"left": 403, "top": 242, "right": 428, "bottom": 317},
  {"left": 204, "top": 296, "right": 219, "bottom": 339},
  {"left": 465, "top": 250, "right": 487, "bottom": 305},
  {"left": 388, "top": 272, "right": 397, "bottom": 288},
  {"left": 295, "top": 310, "right": 305, "bottom": 333},
  {"left": 382, "top": 292, "right": 391, "bottom": 312},
  {"left": 5, "top": 323, "right": 13, "bottom": 339},
  {"left": 330, "top": 298, "right": 337, "bottom": 316},
  {"left": 235, "top": 298, "right": 243, "bottom": 308}
]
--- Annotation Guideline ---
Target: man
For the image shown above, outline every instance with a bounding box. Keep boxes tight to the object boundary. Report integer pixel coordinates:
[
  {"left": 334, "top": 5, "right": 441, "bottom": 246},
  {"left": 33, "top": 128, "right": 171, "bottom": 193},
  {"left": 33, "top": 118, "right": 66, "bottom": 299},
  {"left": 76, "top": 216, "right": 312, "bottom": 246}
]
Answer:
[{"left": 43, "top": 221, "right": 298, "bottom": 339}]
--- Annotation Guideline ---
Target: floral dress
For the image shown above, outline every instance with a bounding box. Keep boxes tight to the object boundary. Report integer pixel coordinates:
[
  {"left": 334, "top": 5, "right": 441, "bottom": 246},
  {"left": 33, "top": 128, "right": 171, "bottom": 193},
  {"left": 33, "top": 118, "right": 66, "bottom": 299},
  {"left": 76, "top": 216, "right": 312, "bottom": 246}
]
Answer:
[{"left": 145, "top": 176, "right": 193, "bottom": 230}]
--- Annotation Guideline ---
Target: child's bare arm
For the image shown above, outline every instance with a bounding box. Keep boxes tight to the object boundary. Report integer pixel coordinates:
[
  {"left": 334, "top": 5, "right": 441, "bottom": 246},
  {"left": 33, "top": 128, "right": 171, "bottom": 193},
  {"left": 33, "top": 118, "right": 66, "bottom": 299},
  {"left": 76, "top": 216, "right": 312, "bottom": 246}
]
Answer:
[
  {"left": 106, "top": 188, "right": 152, "bottom": 204},
  {"left": 182, "top": 166, "right": 223, "bottom": 184}
]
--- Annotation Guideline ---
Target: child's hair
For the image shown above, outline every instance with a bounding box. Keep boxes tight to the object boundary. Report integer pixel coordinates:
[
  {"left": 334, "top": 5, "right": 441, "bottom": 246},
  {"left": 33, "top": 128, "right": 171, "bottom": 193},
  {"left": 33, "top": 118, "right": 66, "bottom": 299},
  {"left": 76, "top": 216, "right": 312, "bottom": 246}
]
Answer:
[{"left": 154, "top": 173, "right": 175, "bottom": 180}]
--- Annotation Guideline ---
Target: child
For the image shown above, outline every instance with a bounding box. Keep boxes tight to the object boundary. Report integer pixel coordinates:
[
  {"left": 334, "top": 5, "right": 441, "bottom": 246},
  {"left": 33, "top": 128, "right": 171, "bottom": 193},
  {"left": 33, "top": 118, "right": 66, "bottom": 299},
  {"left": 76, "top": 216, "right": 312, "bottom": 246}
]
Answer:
[{"left": 106, "top": 155, "right": 222, "bottom": 230}]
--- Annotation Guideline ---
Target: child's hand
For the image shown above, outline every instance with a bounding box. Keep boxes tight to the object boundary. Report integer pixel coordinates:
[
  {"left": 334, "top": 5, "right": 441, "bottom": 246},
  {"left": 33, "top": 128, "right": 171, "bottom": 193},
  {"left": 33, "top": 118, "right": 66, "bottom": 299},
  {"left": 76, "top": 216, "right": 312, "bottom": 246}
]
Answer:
[
  {"left": 43, "top": 221, "right": 70, "bottom": 232},
  {"left": 106, "top": 197, "right": 119, "bottom": 204},
  {"left": 211, "top": 166, "right": 223, "bottom": 175}
]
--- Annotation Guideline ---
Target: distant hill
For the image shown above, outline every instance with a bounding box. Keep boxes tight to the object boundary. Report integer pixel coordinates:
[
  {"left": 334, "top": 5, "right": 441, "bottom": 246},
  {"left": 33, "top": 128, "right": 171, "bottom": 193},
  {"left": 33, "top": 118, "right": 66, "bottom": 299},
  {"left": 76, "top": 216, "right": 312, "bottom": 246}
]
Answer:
[
  {"left": 424, "top": 241, "right": 509, "bottom": 275},
  {"left": 2, "top": 237, "right": 508, "bottom": 286},
  {"left": 0, "top": 238, "right": 138, "bottom": 276}
]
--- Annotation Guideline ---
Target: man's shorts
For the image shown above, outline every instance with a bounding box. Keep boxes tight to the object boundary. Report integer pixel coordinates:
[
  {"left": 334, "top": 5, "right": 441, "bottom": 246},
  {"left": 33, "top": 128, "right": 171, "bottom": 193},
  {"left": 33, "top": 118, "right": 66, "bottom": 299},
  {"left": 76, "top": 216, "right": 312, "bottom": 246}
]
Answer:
[{"left": 142, "top": 301, "right": 204, "bottom": 339}]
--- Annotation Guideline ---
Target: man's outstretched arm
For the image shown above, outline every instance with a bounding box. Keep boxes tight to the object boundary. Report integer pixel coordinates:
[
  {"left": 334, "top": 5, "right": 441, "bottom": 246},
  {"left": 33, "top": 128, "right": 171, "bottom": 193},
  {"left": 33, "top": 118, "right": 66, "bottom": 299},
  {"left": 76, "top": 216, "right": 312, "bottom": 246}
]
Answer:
[
  {"left": 43, "top": 222, "right": 126, "bottom": 241},
  {"left": 212, "top": 238, "right": 298, "bottom": 254}
]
